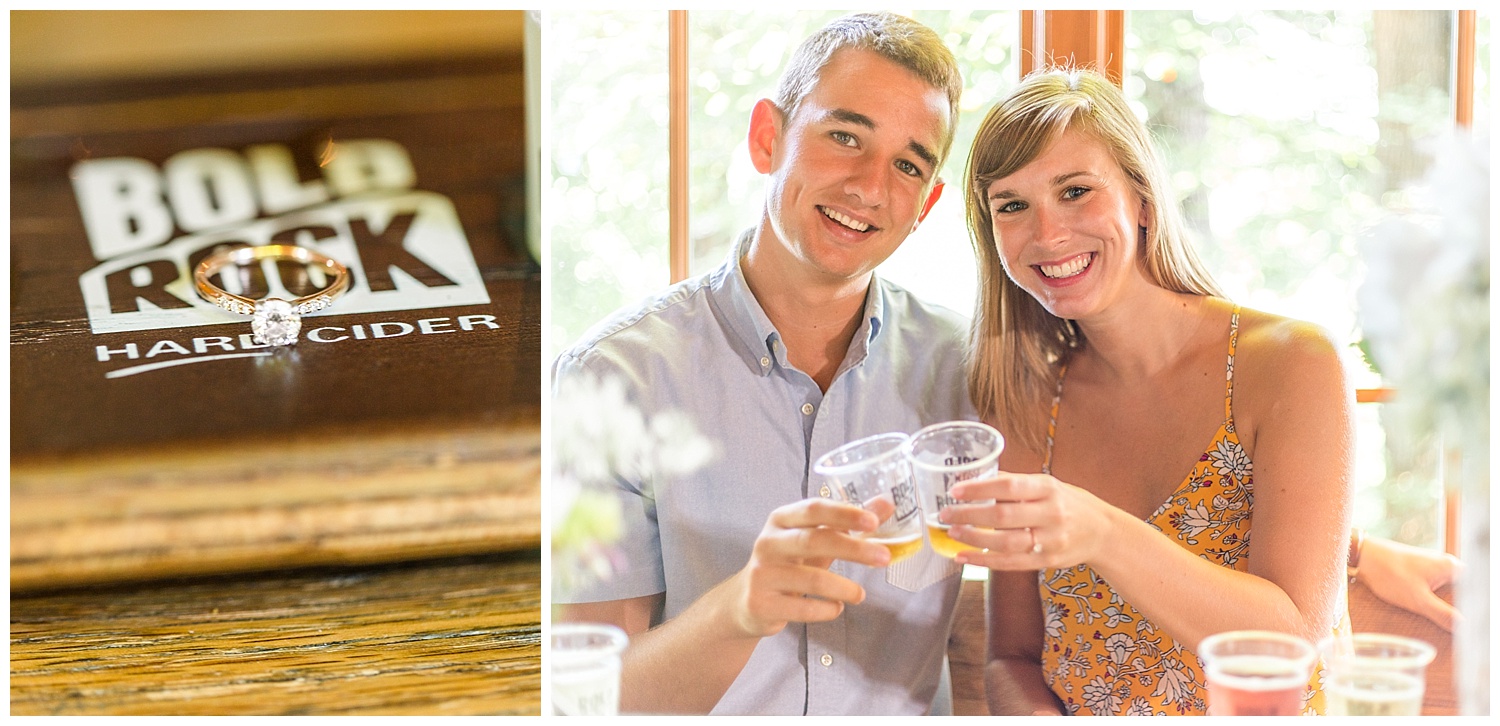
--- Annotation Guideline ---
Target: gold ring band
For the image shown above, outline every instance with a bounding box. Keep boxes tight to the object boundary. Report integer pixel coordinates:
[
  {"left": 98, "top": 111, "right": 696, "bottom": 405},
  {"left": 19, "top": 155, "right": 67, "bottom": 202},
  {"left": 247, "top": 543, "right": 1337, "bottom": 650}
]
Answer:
[
  {"left": 194, "top": 244, "right": 351, "bottom": 346},
  {"left": 195, "top": 244, "right": 351, "bottom": 313}
]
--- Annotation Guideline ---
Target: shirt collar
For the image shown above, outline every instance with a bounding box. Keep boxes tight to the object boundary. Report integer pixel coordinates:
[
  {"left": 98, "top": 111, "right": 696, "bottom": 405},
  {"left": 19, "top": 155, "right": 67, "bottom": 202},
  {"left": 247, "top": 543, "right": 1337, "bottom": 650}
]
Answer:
[{"left": 711, "top": 229, "right": 887, "bottom": 378}]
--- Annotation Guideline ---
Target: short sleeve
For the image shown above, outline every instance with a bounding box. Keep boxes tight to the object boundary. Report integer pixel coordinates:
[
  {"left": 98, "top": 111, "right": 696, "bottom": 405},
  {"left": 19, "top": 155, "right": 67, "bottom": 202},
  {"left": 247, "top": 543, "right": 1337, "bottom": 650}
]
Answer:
[{"left": 551, "top": 349, "right": 667, "bottom": 604}]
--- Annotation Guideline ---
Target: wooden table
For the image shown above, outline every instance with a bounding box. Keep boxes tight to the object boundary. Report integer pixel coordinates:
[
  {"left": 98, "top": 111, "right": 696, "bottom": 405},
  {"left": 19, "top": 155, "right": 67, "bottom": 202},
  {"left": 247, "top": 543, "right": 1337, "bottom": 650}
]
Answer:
[{"left": 10, "top": 552, "right": 540, "bottom": 715}]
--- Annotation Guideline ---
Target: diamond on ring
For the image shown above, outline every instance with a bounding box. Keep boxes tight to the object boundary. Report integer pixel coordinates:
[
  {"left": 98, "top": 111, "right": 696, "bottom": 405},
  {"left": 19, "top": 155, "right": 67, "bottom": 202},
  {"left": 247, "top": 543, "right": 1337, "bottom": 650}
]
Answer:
[{"left": 251, "top": 298, "right": 301, "bottom": 346}]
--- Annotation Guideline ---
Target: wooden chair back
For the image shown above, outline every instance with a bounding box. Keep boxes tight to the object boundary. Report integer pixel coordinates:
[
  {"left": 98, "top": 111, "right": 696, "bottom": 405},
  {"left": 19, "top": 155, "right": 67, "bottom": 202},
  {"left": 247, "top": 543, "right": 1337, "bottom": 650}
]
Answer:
[{"left": 1347, "top": 581, "right": 1457, "bottom": 715}]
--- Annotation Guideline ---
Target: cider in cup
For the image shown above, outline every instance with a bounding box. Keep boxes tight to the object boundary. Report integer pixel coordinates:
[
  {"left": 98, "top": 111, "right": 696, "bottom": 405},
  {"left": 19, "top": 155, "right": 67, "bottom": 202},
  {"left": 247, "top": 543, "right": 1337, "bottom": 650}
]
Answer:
[
  {"left": 1319, "top": 633, "right": 1435, "bottom": 716},
  {"left": 868, "top": 531, "right": 924, "bottom": 562},
  {"left": 814, "top": 432, "right": 926, "bottom": 565},
  {"left": 906, "top": 421, "right": 1004, "bottom": 558},
  {"left": 1198, "top": 630, "right": 1317, "bottom": 716},
  {"left": 1202, "top": 654, "right": 1311, "bottom": 716},
  {"left": 925, "top": 516, "right": 978, "bottom": 559}
]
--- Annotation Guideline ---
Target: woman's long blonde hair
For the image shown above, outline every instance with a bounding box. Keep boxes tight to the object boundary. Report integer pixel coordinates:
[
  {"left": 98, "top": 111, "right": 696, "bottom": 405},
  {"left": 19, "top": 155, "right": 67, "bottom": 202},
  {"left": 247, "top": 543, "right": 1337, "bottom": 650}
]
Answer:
[{"left": 964, "top": 67, "right": 1223, "bottom": 453}]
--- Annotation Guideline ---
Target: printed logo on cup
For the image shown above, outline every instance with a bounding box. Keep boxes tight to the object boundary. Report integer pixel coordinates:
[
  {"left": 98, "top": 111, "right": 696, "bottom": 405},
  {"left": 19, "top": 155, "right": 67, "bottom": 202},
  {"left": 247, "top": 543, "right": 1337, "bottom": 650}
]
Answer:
[
  {"left": 891, "top": 480, "right": 919, "bottom": 525},
  {"left": 73, "top": 139, "right": 489, "bottom": 335},
  {"left": 944, "top": 455, "right": 978, "bottom": 480}
]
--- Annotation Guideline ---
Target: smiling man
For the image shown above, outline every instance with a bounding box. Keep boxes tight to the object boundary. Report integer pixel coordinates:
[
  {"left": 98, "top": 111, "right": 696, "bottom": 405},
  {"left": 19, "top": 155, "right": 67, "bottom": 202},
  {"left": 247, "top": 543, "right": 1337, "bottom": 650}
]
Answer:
[{"left": 552, "top": 12, "right": 972, "bottom": 715}]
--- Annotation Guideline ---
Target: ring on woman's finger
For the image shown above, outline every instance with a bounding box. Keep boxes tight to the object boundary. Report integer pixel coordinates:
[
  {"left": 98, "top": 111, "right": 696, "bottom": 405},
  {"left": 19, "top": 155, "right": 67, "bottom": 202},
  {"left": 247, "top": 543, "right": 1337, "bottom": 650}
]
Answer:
[{"left": 1027, "top": 527, "right": 1042, "bottom": 555}]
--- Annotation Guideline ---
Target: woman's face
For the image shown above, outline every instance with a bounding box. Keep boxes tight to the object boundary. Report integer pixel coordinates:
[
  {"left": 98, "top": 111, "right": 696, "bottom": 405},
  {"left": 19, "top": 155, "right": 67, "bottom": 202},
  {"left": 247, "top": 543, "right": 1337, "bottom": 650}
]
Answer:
[{"left": 984, "top": 129, "right": 1150, "bottom": 322}]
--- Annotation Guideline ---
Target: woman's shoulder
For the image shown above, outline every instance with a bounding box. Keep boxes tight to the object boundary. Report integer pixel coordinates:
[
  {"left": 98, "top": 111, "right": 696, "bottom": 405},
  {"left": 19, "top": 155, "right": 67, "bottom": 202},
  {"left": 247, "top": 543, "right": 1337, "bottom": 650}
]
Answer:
[
  {"left": 1229, "top": 304, "right": 1351, "bottom": 404},
  {"left": 1232, "top": 306, "right": 1343, "bottom": 364}
]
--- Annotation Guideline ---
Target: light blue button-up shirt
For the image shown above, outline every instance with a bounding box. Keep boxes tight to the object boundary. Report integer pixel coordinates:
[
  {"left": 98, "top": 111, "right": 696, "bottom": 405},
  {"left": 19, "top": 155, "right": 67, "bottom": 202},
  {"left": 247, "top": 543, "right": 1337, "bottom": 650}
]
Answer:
[{"left": 554, "top": 231, "right": 976, "bottom": 715}]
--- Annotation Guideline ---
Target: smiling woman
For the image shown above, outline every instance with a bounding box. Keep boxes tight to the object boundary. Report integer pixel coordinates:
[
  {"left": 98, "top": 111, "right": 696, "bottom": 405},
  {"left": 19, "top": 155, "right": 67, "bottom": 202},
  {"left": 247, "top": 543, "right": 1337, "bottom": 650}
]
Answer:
[
  {"left": 983, "top": 130, "right": 1158, "bottom": 330},
  {"left": 956, "top": 66, "right": 1355, "bottom": 717}
]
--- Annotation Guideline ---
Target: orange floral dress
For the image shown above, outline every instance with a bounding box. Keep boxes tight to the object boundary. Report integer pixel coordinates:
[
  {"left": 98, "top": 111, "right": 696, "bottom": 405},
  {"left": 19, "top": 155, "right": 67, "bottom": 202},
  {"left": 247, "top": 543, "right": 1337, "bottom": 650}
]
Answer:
[{"left": 1036, "top": 306, "right": 1348, "bottom": 716}]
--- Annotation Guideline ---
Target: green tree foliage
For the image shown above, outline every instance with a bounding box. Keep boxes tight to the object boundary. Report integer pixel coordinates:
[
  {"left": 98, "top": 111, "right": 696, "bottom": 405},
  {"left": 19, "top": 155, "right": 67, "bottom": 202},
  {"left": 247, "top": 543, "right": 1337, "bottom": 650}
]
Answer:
[{"left": 548, "top": 12, "right": 673, "bottom": 359}]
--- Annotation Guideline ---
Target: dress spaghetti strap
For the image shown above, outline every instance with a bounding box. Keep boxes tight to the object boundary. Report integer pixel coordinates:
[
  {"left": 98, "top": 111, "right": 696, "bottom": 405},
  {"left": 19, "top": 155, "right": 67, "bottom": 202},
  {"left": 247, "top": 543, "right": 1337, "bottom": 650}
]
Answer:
[
  {"left": 1224, "top": 306, "right": 1241, "bottom": 423},
  {"left": 1041, "top": 365, "right": 1067, "bottom": 476}
]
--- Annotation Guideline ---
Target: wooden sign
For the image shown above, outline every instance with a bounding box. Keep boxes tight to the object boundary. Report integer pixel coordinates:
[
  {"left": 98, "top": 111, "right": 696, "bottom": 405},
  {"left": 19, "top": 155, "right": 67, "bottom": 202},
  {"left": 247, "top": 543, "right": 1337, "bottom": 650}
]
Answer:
[{"left": 10, "top": 53, "right": 541, "bottom": 590}]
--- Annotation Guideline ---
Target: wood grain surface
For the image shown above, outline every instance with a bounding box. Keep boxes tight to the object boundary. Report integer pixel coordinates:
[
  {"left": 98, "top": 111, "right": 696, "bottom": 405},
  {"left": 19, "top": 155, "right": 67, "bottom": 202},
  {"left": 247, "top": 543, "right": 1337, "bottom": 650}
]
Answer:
[
  {"left": 11, "top": 11, "right": 525, "bottom": 87},
  {"left": 947, "top": 578, "right": 989, "bottom": 716},
  {"left": 10, "top": 419, "right": 540, "bottom": 591},
  {"left": 10, "top": 551, "right": 541, "bottom": 715}
]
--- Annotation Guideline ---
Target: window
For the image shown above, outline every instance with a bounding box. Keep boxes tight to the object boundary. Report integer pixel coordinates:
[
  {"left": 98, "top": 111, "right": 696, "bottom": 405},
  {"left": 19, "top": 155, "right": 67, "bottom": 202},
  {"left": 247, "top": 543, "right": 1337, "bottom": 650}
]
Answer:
[
  {"left": 546, "top": 11, "right": 672, "bottom": 359},
  {"left": 1123, "top": 9, "right": 1472, "bottom": 548}
]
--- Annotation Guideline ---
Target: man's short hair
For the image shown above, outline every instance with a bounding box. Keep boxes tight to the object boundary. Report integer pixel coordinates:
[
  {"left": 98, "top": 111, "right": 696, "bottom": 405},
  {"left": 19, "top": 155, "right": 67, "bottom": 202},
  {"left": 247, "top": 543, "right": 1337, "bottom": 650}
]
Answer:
[{"left": 773, "top": 12, "right": 964, "bottom": 166}]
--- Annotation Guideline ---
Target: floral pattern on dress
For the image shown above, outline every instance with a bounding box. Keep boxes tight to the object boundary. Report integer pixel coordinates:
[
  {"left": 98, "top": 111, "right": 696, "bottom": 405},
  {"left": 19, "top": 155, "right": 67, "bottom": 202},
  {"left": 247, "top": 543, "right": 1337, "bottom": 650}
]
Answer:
[{"left": 1036, "top": 307, "right": 1343, "bottom": 716}]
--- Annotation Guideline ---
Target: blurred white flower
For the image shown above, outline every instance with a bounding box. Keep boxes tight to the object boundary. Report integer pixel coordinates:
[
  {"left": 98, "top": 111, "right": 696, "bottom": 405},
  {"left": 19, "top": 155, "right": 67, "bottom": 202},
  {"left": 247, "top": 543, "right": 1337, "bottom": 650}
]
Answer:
[
  {"left": 551, "top": 369, "right": 717, "bottom": 597},
  {"left": 1358, "top": 128, "right": 1489, "bottom": 719},
  {"left": 1357, "top": 130, "right": 1489, "bottom": 459}
]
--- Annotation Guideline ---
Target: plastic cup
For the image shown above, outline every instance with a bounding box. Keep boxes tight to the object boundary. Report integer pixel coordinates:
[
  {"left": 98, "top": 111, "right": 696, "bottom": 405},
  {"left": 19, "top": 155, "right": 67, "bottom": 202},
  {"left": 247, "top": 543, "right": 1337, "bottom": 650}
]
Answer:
[
  {"left": 550, "top": 622, "right": 629, "bottom": 716},
  {"left": 1318, "top": 632, "right": 1435, "bottom": 716},
  {"left": 814, "top": 432, "right": 925, "bottom": 565},
  {"left": 906, "top": 421, "right": 1004, "bottom": 558},
  {"left": 1198, "top": 630, "right": 1317, "bottom": 716}
]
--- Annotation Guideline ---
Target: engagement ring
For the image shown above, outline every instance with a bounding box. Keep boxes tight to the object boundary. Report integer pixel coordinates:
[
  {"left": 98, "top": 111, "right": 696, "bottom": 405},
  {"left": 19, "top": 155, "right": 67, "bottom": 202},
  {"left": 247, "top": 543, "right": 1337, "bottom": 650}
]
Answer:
[
  {"left": 195, "top": 244, "right": 351, "bottom": 347},
  {"left": 1027, "top": 527, "right": 1043, "bottom": 555}
]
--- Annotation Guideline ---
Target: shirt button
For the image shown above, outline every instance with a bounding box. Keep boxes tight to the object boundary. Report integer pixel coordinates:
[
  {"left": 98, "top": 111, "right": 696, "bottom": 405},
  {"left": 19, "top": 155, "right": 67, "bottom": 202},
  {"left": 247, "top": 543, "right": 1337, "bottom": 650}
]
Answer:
[
  {"left": 760, "top": 356, "right": 770, "bottom": 368},
  {"left": 820, "top": 653, "right": 833, "bottom": 667},
  {"left": 818, "top": 485, "right": 831, "bottom": 498},
  {"left": 801, "top": 403, "right": 814, "bottom": 416}
]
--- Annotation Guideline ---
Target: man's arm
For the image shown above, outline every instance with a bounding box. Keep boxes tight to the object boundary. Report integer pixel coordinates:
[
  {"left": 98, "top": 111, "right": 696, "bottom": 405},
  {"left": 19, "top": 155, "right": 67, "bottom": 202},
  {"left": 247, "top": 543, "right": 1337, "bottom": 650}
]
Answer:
[
  {"left": 1355, "top": 535, "right": 1463, "bottom": 632},
  {"left": 561, "top": 593, "right": 762, "bottom": 714},
  {"left": 562, "top": 595, "right": 661, "bottom": 638},
  {"left": 557, "top": 498, "right": 891, "bottom": 714}
]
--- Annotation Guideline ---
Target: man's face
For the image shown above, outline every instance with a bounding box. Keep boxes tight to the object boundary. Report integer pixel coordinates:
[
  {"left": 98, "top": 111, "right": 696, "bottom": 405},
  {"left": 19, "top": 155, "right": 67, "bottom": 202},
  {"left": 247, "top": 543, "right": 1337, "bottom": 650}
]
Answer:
[{"left": 752, "top": 48, "right": 950, "bottom": 286}]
